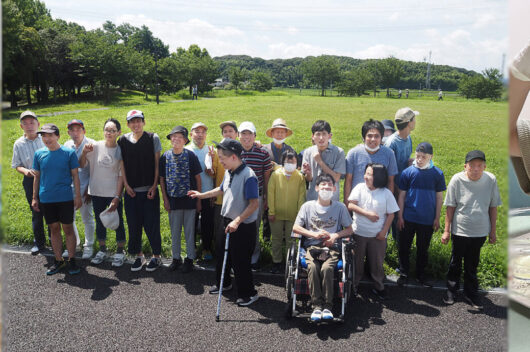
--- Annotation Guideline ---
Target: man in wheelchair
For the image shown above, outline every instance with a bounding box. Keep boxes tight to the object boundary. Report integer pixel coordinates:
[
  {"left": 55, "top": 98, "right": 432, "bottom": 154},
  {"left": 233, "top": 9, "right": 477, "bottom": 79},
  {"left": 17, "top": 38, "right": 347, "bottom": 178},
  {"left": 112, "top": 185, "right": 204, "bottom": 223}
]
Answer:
[{"left": 292, "top": 173, "right": 353, "bottom": 322}]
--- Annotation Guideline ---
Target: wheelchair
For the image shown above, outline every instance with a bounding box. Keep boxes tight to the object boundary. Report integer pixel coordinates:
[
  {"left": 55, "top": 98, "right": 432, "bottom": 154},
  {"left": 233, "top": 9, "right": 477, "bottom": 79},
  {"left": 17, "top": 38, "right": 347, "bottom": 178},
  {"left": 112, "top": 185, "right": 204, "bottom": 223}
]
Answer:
[{"left": 284, "top": 232, "right": 355, "bottom": 323}]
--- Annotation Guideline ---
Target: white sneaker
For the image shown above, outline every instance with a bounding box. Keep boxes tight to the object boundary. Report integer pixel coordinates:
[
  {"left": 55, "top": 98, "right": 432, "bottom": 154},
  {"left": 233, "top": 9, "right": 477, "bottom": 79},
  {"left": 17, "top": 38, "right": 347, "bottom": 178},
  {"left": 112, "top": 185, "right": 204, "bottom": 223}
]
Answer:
[
  {"left": 322, "top": 309, "right": 334, "bottom": 321},
  {"left": 62, "top": 249, "right": 69, "bottom": 257},
  {"left": 112, "top": 253, "right": 126, "bottom": 267},
  {"left": 90, "top": 251, "right": 107, "bottom": 265},
  {"left": 82, "top": 246, "right": 94, "bottom": 260},
  {"left": 311, "top": 309, "right": 322, "bottom": 322}
]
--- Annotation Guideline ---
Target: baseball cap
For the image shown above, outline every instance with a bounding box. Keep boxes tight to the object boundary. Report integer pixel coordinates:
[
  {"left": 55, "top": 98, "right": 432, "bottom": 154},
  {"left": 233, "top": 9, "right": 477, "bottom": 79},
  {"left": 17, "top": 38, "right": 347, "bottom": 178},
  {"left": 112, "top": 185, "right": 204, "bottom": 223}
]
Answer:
[
  {"left": 219, "top": 121, "right": 237, "bottom": 131},
  {"left": 239, "top": 121, "right": 256, "bottom": 134},
  {"left": 67, "top": 119, "right": 84, "bottom": 128},
  {"left": 416, "top": 142, "right": 433, "bottom": 155},
  {"left": 126, "top": 110, "right": 144, "bottom": 121},
  {"left": 37, "top": 123, "right": 60, "bottom": 135},
  {"left": 191, "top": 122, "right": 208, "bottom": 131},
  {"left": 381, "top": 119, "right": 396, "bottom": 132},
  {"left": 465, "top": 150, "right": 486, "bottom": 163},
  {"left": 213, "top": 139, "right": 243, "bottom": 156},
  {"left": 395, "top": 107, "right": 419, "bottom": 124},
  {"left": 167, "top": 125, "right": 190, "bottom": 144},
  {"left": 19, "top": 110, "right": 37, "bottom": 120}
]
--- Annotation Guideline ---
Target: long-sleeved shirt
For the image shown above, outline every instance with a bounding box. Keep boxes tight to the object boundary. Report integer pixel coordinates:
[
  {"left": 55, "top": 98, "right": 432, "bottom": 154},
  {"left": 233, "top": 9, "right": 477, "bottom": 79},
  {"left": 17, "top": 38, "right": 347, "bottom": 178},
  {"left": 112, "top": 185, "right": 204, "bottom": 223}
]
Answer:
[{"left": 268, "top": 168, "right": 306, "bottom": 221}]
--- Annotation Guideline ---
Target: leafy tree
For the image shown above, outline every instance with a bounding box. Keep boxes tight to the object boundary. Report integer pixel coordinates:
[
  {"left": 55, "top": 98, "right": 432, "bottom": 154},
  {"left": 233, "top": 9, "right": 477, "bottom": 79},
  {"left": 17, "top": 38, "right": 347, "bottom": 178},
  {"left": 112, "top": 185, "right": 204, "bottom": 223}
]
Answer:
[
  {"left": 337, "top": 68, "right": 373, "bottom": 96},
  {"left": 458, "top": 68, "right": 503, "bottom": 100},
  {"left": 249, "top": 71, "right": 273, "bottom": 92},
  {"left": 228, "top": 66, "right": 249, "bottom": 91},
  {"left": 301, "top": 55, "right": 340, "bottom": 96},
  {"left": 158, "top": 53, "right": 187, "bottom": 93},
  {"left": 378, "top": 56, "right": 403, "bottom": 97}
]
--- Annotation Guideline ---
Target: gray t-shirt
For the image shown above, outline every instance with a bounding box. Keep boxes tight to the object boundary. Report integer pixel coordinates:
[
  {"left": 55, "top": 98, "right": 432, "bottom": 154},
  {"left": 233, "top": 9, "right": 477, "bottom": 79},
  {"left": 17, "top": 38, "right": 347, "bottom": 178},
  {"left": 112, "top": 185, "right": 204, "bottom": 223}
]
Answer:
[
  {"left": 295, "top": 200, "right": 353, "bottom": 249},
  {"left": 302, "top": 144, "right": 346, "bottom": 201},
  {"left": 444, "top": 171, "right": 502, "bottom": 237},
  {"left": 85, "top": 141, "right": 122, "bottom": 197},
  {"left": 346, "top": 144, "right": 398, "bottom": 189}
]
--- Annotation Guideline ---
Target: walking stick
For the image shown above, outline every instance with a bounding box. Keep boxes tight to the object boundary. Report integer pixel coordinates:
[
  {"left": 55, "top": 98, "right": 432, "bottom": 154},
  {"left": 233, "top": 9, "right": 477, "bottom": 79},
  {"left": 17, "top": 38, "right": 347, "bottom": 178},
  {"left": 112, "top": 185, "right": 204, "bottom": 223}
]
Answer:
[{"left": 216, "top": 232, "right": 230, "bottom": 322}]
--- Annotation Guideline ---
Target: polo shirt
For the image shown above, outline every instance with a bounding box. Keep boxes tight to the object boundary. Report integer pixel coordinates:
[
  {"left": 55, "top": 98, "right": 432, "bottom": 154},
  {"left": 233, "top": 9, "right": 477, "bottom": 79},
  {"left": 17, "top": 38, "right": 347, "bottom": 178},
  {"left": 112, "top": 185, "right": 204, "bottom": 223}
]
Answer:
[
  {"left": 12, "top": 134, "right": 45, "bottom": 170},
  {"left": 220, "top": 163, "right": 259, "bottom": 223}
]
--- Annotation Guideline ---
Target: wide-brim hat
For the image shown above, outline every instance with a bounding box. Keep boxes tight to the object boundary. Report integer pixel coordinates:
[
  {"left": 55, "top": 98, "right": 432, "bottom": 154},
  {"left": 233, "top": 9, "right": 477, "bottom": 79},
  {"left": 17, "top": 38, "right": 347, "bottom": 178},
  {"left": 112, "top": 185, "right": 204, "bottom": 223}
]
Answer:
[
  {"left": 167, "top": 125, "right": 190, "bottom": 145},
  {"left": 266, "top": 118, "right": 293, "bottom": 138}
]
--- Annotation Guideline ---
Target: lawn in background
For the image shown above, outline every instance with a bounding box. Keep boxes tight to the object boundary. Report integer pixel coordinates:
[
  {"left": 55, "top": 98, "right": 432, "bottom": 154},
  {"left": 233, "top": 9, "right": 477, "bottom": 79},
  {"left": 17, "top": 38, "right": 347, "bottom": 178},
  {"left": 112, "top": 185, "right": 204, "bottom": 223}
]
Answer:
[{"left": 1, "top": 91, "right": 508, "bottom": 288}]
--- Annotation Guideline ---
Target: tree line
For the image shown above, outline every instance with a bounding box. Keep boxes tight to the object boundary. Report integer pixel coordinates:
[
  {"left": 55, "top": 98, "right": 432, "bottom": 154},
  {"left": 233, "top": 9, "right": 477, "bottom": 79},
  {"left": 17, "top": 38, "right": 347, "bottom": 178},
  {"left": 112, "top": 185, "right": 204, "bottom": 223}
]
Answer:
[{"left": 2, "top": 0, "right": 503, "bottom": 108}]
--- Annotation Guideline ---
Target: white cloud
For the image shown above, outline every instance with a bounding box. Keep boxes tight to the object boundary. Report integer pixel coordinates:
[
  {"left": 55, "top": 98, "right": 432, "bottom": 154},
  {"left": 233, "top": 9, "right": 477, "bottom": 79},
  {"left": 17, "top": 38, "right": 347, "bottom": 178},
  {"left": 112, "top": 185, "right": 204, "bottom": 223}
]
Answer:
[
  {"left": 389, "top": 12, "right": 400, "bottom": 21},
  {"left": 266, "top": 42, "right": 347, "bottom": 59},
  {"left": 287, "top": 26, "right": 299, "bottom": 35},
  {"left": 473, "top": 13, "right": 496, "bottom": 29}
]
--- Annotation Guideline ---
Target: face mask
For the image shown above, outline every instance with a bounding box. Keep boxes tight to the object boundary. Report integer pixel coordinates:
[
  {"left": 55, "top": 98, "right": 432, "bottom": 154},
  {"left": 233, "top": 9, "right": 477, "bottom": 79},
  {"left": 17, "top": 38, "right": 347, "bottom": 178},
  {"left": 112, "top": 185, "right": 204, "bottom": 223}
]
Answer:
[
  {"left": 318, "top": 189, "right": 333, "bottom": 201},
  {"left": 413, "top": 159, "right": 433, "bottom": 170},
  {"left": 382, "top": 136, "right": 388, "bottom": 144},
  {"left": 364, "top": 143, "right": 380, "bottom": 153},
  {"left": 273, "top": 138, "right": 286, "bottom": 145},
  {"left": 284, "top": 163, "right": 296, "bottom": 173}
]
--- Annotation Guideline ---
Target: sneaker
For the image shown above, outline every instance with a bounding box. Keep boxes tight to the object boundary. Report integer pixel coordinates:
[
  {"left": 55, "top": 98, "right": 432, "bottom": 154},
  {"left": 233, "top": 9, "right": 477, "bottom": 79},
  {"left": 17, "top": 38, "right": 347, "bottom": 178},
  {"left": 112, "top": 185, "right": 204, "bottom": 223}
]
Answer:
[
  {"left": 46, "top": 259, "right": 66, "bottom": 275},
  {"left": 112, "top": 253, "right": 126, "bottom": 267},
  {"left": 269, "top": 263, "right": 282, "bottom": 274},
  {"left": 68, "top": 258, "right": 81, "bottom": 275},
  {"left": 463, "top": 293, "right": 483, "bottom": 310},
  {"left": 417, "top": 277, "right": 434, "bottom": 288},
  {"left": 311, "top": 309, "right": 322, "bottom": 322},
  {"left": 168, "top": 258, "right": 182, "bottom": 271},
  {"left": 372, "top": 288, "right": 387, "bottom": 300},
  {"left": 31, "top": 245, "right": 41, "bottom": 255},
  {"left": 236, "top": 298, "right": 244, "bottom": 304},
  {"left": 209, "top": 284, "right": 232, "bottom": 294},
  {"left": 322, "top": 309, "right": 334, "bottom": 321},
  {"left": 145, "top": 257, "right": 162, "bottom": 272},
  {"left": 181, "top": 258, "right": 194, "bottom": 273},
  {"left": 90, "top": 251, "right": 107, "bottom": 265},
  {"left": 62, "top": 249, "right": 69, "bottom": 257},
  {"left": 202, "top": 250, "right": 213, "bottom": 261},
  {"left": 82, "top": 246, "right": 94, "bottom": 260},
  {"left": 397, "top": 275, "right": 408, "bottom": 287},
  {"left": 237, "top": 294, "right": 259, "bottom": 307},
  {"left": 251, "top": 263, "right": 260, "bottom": 272},
  {"left": 131, "top": 256, "right": 146, "bottom": 272},
  {"left": 443, "top": 290, "right": 455, "bottom": 305}
]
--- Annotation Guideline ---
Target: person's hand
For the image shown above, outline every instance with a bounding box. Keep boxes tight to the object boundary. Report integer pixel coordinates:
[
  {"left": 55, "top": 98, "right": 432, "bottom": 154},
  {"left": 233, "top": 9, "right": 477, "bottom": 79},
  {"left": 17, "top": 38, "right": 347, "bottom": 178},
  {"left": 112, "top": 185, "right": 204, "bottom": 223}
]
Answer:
[
  {"left": 302, "top": 162, "right": 312, "bottom": 178},
  {"left": 225, "top": 219, "right": 240, "bottom": 233},
  {"left": 24, "top": 169, "right": 37, "bottom": 177},
  {"left": 365, "top": 211, "right": 380, "bottom": 223},
  {"left": 83, "top": 190, "right": 91, "bottom": 204},
  {"left": 208, "top": 145, "right": 216, "bottom": 158},
  {"left": 163, "top": 197, "right": 170, "bottom": 212},
  {"left": 31, "top": 198, "right": 39, "bottom": 212},
  {"left": 268, "top": 215, "right": 275, "bottom": 222},
  {"left": 315, "top": 230, "right": 330, "bottom": 240},
  {"left": 441, "top": 231, "right": 450, "bottom": 245},
  {"left": 74, "top": 195, "right": 82, "bottom": 210},
  {"left": 433, "top": 218, "right": 440, "bottom": 232},
  {"left": 398, "top": 216, "right": 405, "bottom": 230},
  {"left": 125, "top": 184, "right": 136, "bottom": 198},
  {"left": 108, "top": 197, "right": 119, "bottom": 212},
  {"left": 375, "top": 231, "right": 386, "bottom": 241},
  {"left": 83, "top": 143, "right": 94, "bottom": 154},
  {"left": 489, "top": 232, "right": 497, "bottom": 244},
  {"left": 187, "top": 190, "right": 201, "bottom": 199},
  {"left": 312, "top": 151, "right": 322, "bottom": 164},
  {"left": 323, "top": 233, "right": 339, "bottom": 247},
  {"left": 255, "top": 140, "right": 262, "bottom": 148},
  {"left": 147, "top": 185, "right": 157, "bottom": 200}
]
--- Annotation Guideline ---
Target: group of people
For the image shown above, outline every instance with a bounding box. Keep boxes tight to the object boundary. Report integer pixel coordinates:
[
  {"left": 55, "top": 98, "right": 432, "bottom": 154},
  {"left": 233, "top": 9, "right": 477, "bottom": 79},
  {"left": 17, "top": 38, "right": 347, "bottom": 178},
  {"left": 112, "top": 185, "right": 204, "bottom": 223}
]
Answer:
[{"left": 12, "top": 106, "right": 500, "bottom": 316}]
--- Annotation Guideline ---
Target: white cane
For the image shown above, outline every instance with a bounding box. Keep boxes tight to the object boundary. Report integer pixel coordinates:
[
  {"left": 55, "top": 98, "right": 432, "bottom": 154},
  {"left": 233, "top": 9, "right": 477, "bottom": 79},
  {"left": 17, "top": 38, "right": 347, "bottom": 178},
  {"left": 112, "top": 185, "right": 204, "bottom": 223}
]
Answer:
[{"left": 216, "top": 232, "right": 230, "bottom": 322}]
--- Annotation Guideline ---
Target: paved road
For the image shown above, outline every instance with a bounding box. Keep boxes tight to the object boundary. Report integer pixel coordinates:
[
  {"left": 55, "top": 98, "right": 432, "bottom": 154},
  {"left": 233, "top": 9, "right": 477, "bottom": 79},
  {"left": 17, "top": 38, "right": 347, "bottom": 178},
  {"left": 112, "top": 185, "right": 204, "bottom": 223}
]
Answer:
[{"left": 3, "top": 251, "right": 506, "bottom": 351}]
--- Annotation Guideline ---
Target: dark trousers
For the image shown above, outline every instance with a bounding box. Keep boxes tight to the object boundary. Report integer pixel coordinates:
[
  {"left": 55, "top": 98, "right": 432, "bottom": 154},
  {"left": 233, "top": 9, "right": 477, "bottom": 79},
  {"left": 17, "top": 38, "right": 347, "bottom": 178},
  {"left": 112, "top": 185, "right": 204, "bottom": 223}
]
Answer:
[
  {"left": 124, "top": 190, "right": 161, "bottom": 255},
  {"left": 92, "top": 196, "right": 126, "bottom": 243},
  {"left": 399, "top": 220, "right": 434, "bottom": 278},
  {"left": 216, "top": 217, "right": 257, "bottom": 299},
  {"left": 196, "top": 198, "right": 215, "bottom": 251},
  {"left": 446, "top": 235, "right": 486, "bottom": 299},
  {"left": 23, "top": 176, "right": 48, "bottom": 247}
]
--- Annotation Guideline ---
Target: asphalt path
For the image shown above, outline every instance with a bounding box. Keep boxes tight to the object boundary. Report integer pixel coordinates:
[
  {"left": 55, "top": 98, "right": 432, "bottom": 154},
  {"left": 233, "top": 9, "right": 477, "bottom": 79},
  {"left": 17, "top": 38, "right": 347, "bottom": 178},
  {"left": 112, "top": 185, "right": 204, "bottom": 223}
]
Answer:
[{"left": 3, "top": 250, "right": 506, "bottom": 351}]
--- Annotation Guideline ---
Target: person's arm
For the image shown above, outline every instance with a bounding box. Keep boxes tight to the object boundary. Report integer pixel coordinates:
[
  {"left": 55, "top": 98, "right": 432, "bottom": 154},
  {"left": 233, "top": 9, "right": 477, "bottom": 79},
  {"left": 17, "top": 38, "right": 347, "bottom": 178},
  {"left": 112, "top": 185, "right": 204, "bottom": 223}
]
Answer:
[
  {"left": 397, "top": 190, "right": 406, "bottom": 229},
  {"left": 108, "top": 174, "right": 124, "bottom": 212},
  {"left": 433, "top": 191, "right": 443, "bottom": 231},
  {"left": 375, "top": 213, "right": 394, "bottom": 240},
  {"left": 79, "top": 143, "right": 94, "bottom": 168},
  {"left": 323, "top": 224, "right": 354, "bottom": 247},
  {"left": 188, "top": 186, "right": 223, "bottom": 200},
  {"left": 267, "top": 174, "right": 276, "bottom": 222},
  {"left": 195, "top": 174, "right": 202, "bottom": 213},
  {"left": 509, "top": 71, "right": 530, "bottom": 157},
  {"left": 343, "top": 173, "right": 353, "bottom": 207},
  {"left": 488, "top": 207, "right": 497, "bottom": 244},
  {"left": 31, "top": 171, "right": 40, "bottom": 211},
  {"left": 292, "top": 224, "right": 330, "bottom": 240},
  {"left": 148, "top": 151, "right": 160, "bottom": 199},
  {"left": 348, "top": 200, "right": 379, "bottom": 222},
  {"left": 387, "top": 175, "right": 394, "bottom": 193},
  {"left": 120, "top": 160, "right": 135, "bottom": 197},
  {"left": 16, "top": 166, "right": 36, "bottom": 177},
  {"left": 297, "top": 175, "right": 306, "bottom": 210},
  {"left": 312, "top": 151, "right": 341, "bottom": 183},
  {"left": 71, "top": 168, "right": 82, "bottom": 210},
  {"left": 225, "top": 198, "right": 259, "bottom": 233},
  {"left": 441, "top": 206, "right": 455, "bottom": 244},
  {"left": 159, "top": 176, "right": 170, "bottom": 212}
]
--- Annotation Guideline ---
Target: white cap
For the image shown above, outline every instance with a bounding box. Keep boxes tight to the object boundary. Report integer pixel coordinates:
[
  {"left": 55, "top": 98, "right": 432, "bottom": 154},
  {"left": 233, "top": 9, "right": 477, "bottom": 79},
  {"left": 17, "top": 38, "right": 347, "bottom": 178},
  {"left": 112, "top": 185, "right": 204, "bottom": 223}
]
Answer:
[
  {"left": 126, "top": 110, "right": 144, "bottom": 121},
  {"left": 239, "top": 121, "right": 256, "bottom": 133},
  {"left": 191, "top": 122, "right": 208, "bottom": 131}
]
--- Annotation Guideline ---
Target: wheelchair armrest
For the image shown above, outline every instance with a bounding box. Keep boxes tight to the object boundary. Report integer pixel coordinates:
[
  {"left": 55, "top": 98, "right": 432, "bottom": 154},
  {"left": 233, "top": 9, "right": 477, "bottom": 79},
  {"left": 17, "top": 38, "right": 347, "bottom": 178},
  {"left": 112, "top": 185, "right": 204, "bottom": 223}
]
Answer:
[{"left": 290, "top": 231, "right": 302, "bottom": 239}]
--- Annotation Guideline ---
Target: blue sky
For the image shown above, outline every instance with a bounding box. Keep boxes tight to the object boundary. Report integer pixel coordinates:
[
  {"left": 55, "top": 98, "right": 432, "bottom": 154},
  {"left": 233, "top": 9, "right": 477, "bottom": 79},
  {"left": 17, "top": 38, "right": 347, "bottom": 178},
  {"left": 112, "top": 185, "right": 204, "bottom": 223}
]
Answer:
[{"left": 42, "top": 0, "right": 508, "bottom": 73}]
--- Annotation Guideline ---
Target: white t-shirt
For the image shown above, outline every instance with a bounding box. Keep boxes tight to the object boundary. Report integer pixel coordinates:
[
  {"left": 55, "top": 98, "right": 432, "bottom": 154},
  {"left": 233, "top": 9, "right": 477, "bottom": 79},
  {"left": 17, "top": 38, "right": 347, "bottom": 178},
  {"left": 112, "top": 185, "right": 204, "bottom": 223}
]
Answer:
[
  {"left": 348, "top": 183, "right": 399, "bottom": 238},
  {"left": 85, "top": 141, "right": 122, "bottom": 197}
]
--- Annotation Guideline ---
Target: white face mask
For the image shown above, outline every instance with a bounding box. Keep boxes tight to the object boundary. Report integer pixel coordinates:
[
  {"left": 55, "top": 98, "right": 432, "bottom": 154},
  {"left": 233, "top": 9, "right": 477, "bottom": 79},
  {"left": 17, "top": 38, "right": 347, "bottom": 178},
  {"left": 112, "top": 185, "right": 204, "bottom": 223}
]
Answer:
[
  {"left": 273, "top": 138, "right": 286, "bottom": 145},
  {"left": 365, "top": 143, "right": 380, "bottom": 153},
  {"left": 283, "top": 163, "right": 296, "bottom": 173},
  {"left": 382, "top": 136, "right": 388, "bottom": 144},
  {"left": 318, "top": 189, "right": 333, "bottom": 201}
]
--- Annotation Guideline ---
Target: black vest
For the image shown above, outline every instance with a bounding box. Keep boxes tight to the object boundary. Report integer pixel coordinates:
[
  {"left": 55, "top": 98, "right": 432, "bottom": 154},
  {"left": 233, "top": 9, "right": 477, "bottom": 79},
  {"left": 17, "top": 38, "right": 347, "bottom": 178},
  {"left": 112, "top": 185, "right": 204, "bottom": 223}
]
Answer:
[{"left": 118, "top": 132, "right": 155, "bottom": 189}]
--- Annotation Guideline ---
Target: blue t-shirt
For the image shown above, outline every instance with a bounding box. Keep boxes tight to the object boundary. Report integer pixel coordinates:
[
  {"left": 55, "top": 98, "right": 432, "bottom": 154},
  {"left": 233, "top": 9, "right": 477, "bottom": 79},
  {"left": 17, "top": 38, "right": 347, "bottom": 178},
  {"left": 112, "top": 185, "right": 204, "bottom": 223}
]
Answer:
[
  {"left": 33, "top": 145, "right": 80, "bottom": 203},
  {"left": 384, "top": 132, "right": 412, "bottom": 184},
  {"left": 398, "top": 165, "right": 446, "bottom": 226},
  {"left": 346, "top": 144, "right": 398, "bottom": 189}
]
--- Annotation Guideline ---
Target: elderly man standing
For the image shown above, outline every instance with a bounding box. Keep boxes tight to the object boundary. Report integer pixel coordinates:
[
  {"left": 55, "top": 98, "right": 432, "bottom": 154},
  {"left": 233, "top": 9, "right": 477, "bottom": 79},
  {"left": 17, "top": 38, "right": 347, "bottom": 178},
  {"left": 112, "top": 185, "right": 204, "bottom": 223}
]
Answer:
[
  {"left": 64, "top": 119, "right": 96, "bottom": 259},
  {"left": 186, "top": 122, "right": 216, "bottom": 261},
  {"left": 239, "top": 121, "right": 273, "bottom": 271}
]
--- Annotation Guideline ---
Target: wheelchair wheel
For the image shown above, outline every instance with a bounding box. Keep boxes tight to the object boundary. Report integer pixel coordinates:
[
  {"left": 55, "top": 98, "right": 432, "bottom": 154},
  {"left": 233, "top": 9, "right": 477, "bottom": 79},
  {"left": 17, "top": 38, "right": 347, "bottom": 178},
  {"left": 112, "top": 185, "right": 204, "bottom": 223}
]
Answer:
[{"left": 286, "top": 276, "right": 293, "bottom": 301}]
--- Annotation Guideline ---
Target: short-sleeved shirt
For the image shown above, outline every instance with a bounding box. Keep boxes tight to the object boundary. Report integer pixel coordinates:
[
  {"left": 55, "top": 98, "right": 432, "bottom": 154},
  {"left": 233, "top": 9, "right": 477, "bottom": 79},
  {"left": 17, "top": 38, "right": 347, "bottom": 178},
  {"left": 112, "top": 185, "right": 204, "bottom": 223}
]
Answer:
[
  {"left": 263, "top": 142, "right": 297, "bottom": 166},
  {"left": 444, "top": 171, "right": 502, "bottom": 237},
  {"left": 345, "top": 144, "right": 398, "bottom": 189},
  {"left": 398, "top": 165, "right": 446, "bottom": 226},
  {"left": 186, "top": 142, "right": 214, "bottom": 192},
  {"left": 65, "top": 136, "right": 96, "bottom": 195},
  {"left": 11, "top": 134, "right": 45, "bottom": 170},
  {"left": 85, "top": 141, "right": 122, "bottom": 197},
  {"left": 220, "top": 163, "right": 259, "bottom": 223},
  {"left": 348, "top": 183, "right": 399, "bottom": 238},
  {"left": 159, "top": 149, "right": 202, "bottom": 209},
  {"left": 122, "top": 131, "right": 162, "bottom": 192},
  {"left": 385, "top": 132, "right": 412, "bottom": 184},
  {"left": 240, "top": 144, "right": 272, "bottom": 195},
  {"left": 511, "top": 41, "right": 530, "bottom": 81},
  {"left": 295, "top": 200, "right": 352, "bottom": 250},
  {"left": 302, "top": 144, "right": 346, "bottom": 201},
  {"left": 33, "top": 146, "right": 80, "bottom": 203}
]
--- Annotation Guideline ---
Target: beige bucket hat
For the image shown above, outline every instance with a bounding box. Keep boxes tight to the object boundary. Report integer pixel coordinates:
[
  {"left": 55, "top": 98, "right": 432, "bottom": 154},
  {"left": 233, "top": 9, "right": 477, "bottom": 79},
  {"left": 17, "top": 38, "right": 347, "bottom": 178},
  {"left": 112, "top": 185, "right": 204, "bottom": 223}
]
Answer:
[{"left": 266, "top": 118, "right": 293, "bottom": 138}]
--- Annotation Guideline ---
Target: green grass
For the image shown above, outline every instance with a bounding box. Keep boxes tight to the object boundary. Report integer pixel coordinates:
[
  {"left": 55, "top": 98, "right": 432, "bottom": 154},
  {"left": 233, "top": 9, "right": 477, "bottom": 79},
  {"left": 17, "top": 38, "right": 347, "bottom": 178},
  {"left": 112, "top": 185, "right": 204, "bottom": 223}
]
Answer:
[{"left": 1, "top": 91, "right": 507, "bottom": 288}]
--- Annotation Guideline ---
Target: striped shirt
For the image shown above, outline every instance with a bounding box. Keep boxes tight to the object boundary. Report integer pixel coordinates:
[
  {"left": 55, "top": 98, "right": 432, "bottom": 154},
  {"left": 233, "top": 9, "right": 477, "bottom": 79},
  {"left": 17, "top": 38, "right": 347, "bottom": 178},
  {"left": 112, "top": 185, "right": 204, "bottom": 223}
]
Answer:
[
  {"left": 241, "top": 144, "right": 272, "bottom": 195},
  {"left": 11, "top": 134, "right": 45, "bottom": 169}
]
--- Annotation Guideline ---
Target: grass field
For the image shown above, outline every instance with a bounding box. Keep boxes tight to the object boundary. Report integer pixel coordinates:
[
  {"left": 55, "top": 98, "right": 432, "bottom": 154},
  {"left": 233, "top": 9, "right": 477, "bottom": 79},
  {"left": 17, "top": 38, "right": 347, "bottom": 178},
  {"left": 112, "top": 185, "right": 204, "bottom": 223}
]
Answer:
[{"left": 1, "top": 90, "right": 508, "bottom": 287}]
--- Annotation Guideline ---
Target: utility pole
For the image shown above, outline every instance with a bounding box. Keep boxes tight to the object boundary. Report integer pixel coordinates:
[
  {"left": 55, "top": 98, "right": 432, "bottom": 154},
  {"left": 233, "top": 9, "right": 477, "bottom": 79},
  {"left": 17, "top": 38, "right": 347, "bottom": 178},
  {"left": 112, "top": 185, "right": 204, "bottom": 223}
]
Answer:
[{"left": 501, "top": 53, "right": 506, "bottom": 78}]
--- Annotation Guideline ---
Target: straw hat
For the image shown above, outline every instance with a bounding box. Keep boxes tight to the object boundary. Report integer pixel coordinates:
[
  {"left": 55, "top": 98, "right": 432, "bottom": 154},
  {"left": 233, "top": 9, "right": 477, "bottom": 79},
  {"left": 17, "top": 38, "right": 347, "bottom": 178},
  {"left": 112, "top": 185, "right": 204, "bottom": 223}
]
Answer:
[{"left": 266, "top": 118, "right": 293, "bottom": 138}]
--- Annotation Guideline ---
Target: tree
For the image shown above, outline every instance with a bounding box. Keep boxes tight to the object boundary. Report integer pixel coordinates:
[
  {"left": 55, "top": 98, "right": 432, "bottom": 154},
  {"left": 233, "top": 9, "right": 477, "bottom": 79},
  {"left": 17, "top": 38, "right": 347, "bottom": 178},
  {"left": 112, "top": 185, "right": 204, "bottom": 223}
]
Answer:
[
  {"left": 249, "top": 71, "right": 273, "bottom": 92},
  {"left": 337, "top": 68, "right": 374, "bottom": 96},
  {"left": 177, "top": 45, "right": 219, "bottom": 94},
  {"left": 378, "top": 57, "right": 403, "bottom": 97},
  {"left": 301, "top": 55, "right": 340, "bottom": 96},
  {"left": 228, "top": 66, "right": 249, "bottom": 91},
  {"left": 458, "top": 68, "right": 503, "bottom": 100}
]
